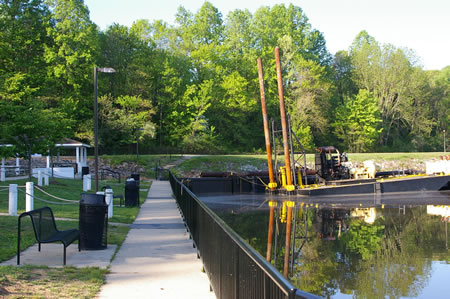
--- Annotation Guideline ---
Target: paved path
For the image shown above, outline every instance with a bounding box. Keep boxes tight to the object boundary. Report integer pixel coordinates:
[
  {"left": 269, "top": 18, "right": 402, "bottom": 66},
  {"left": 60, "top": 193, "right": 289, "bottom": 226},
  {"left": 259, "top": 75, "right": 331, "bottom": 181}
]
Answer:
[{"left": 98, "top": 180, "right": 215, "bottom": 299}]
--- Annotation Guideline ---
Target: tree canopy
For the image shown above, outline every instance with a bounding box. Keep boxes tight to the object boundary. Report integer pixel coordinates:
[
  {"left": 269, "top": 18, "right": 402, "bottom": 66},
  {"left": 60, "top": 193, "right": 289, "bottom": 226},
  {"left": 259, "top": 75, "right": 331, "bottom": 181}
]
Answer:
[{"left": 0, "top": 1, "right": 448, "bottom": 155}]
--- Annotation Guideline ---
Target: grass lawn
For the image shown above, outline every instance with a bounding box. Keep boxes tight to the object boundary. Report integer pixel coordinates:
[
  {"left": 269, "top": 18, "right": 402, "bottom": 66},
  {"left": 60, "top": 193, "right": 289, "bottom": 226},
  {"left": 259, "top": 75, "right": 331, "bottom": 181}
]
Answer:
[
  {"left": 0, "top": 265, "right": 107, "bottom": 298},
  {"left": 102, "top": 154, "right": 183, "bottom": 178},
  {"left": 0, "top": 176, "right": 147, "bottom": 298},
  {"left": 0, "top": 215, "right": 129, "bottom": 298},
  {"left": 172, "top": 152, "right": 447, "bottom": 175},
  {"left": 0, "top": 177, "right": 150, "bottom": 223}
]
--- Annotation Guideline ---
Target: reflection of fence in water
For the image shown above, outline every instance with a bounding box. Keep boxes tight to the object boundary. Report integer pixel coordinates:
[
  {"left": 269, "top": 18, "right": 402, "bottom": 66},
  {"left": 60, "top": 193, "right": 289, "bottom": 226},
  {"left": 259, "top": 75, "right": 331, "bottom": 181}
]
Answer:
[{"left": 169, "top": 171, "right": 317, "bottom": 299}]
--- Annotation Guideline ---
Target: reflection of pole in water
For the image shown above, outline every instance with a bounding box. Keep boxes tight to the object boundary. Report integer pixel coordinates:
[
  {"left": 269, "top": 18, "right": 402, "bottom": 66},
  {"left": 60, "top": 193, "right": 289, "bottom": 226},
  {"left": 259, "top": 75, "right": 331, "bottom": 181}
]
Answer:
[
  {"left": 446, "top": 220, "right": 448, "bottom": 250},
  {"left": 266, "top": 200, "right": 276, "bottom": 261},
  {"left": 283, "top": 201, "right": 294, "bottom": 278}
]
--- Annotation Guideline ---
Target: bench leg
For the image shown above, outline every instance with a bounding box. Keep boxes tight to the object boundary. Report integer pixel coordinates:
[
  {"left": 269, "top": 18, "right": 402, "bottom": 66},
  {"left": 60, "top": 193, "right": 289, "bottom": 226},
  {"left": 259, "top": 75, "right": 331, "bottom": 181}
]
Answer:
[
  {"left": 38, "top": 242, "right": 41, "bottom": 252},
  {"left": 63, "top": 245, "right": 66, "bottom": 266}
]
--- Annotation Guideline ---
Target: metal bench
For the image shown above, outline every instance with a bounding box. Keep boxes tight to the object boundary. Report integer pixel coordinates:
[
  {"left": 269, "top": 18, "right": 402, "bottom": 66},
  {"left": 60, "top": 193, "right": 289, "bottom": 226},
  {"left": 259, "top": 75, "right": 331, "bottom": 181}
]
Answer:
[{"left": 17, "top": 206, "right": 80, "bottom": 265}]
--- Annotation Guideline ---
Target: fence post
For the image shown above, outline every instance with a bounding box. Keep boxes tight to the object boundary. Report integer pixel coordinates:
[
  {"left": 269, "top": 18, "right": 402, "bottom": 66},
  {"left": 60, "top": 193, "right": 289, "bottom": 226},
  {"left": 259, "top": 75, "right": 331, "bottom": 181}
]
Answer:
[
  {"left": 38, "top": 170, "right": 43, "bottom": 186},
  {"left": 105, "top": 188, "right": 113, "bottom": 218},
  {"left": 15, "top": 157, "right": 20, "bottom": 175},
  {"left": 44, "top": 170, "right": 49, "bottom": 186},
  {"left": 26, "top": 182, "right": 34, "bottom": 212},
  {"left": 9, "top": 184, "right": 18, "bottom": 216},
  {"left": 1, "top": 157, "right": 5, "bottom": 182},
  {"left": 83, "top": 174, "right": 88, "bottom": 191},
  {"left": 82, "top": 174, "right": 92, "bottom": 191}
]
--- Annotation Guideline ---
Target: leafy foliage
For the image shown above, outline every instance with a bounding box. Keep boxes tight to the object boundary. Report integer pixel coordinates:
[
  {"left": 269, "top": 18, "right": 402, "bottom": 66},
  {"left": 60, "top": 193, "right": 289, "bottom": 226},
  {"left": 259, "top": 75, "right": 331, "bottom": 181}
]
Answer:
[
  {"left": 0, "top": 1, "right": 448, "bottom": 155},
  {"left": 333, "top": 89, "right": 382, "bottom": 152}
]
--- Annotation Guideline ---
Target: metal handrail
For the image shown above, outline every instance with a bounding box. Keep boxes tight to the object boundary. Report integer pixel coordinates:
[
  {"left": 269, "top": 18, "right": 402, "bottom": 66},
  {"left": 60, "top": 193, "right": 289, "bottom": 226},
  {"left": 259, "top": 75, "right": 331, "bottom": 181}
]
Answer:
[{"left": 169, "top": 171, "right": 320, "bottom": 299}]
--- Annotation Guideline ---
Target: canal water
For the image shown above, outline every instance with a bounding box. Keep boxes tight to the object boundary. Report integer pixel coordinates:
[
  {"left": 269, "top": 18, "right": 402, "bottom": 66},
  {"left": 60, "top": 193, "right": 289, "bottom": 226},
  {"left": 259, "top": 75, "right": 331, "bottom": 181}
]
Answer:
[{"left": 199, "top": 191, "right": 450, "bottom": 298}]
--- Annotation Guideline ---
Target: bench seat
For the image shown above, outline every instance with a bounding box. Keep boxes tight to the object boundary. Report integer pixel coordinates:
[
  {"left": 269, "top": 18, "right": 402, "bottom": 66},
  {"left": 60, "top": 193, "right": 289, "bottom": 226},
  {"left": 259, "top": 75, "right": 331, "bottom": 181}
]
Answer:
[{"left": 17, "top": 206, "right": 80, "bottom": 265}]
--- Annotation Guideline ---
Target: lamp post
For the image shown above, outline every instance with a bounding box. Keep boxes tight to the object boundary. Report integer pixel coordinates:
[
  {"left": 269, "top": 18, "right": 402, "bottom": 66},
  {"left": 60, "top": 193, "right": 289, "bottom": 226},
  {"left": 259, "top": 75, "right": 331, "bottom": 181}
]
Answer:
[
  {"left": 444, "top": 130, "right": 446, "bottom": 153},
  {"left": 94, "top": 67, "right": 116, "bottom": 192},
  {"left": 136, "top": 128, "right": 144, "bottom": 172}
]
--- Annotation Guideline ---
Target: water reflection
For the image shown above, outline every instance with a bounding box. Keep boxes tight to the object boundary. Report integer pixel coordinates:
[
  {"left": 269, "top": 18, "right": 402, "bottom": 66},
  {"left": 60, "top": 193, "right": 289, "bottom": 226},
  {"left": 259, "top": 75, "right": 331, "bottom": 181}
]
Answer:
[{"left": 200, "top": 191, "right": 450, "bottom": 298}]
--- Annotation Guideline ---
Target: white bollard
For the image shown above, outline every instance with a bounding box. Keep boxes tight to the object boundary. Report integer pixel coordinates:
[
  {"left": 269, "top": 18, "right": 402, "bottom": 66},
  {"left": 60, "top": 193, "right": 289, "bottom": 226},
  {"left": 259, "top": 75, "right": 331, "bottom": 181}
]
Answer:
[
  {"left": 44, "top": 171, "right": 49, "bottom": 186},
  {"left": 9, "top": 184, "right": 18, "bottom": 216},
  {"left": 86, "top": 174, "right": 92, "bottom": 191},
  {"left": 16, "top": 158, "right": 20, "bottom": 175},
  {"left": 0, "top": 157, "right": 5, "bottom": 182},
  {"left": 105, "top": 188, "right": 114, "bottom": 218},
  {"left": 38, "top": 170, "right": 43, "bottom": 186},
  {"left": 26, "top": 182, "right": 34, "bottom": 212},
  {"left": 83, "top": 174, "right": 88, "bottom": 191}
]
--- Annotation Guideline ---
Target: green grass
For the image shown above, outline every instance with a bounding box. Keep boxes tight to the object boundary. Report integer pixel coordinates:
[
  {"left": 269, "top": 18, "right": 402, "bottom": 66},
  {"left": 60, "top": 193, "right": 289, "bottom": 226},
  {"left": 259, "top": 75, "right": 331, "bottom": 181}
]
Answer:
[
  {"left": 172, "top": 152, "right": 447, "bottom": 175},
  {"left": 0, "top": 177, "right": 149, "bottom": 223},
  {"left": 101, "top": 154, "right": 183, "bottom": 178},
  {"left": 0, "top": 265, "right": 107, "bottom": 298},
  {"left": 0, "top": 215, "right": 130, "bottom": 263},
  {"left": 173, "top": 155, "right": 269, "bottom": 174}
]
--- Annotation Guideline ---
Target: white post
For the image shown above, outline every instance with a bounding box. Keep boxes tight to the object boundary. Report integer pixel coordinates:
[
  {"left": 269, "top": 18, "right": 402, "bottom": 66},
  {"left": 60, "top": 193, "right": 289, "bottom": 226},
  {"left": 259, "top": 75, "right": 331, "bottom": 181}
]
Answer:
[
  {"left": 37, "top": 170, "right": 43, "bottom": 186},
  {"left": 44, "top": 170, "right": 49, "bottom": 186},
  {"left": 105, "top": 188, "right": 114, "bottom": 218},
  {"left": 9, "top": 184, "right": 18, "bottom": 216},
  {"left": 76, "top": 147, "right": 80, "bottom": 173},
  {"left": 86, "top": 174, "right": 91, "bottom": 191},
  {"left": 83, "top": 174, "right": 88, "bottom": 191},
  {"left": 16, "top": 158, "right": 20, "bottom": 175},
  {"left": 46, "top": 155, "right": 50, "bottom": 168},
  {"left": 1, "top": 157, "right": 5, "bottom": 182},
  {"left": 26, "top": 182, "right": 34, "bottom": 212}
]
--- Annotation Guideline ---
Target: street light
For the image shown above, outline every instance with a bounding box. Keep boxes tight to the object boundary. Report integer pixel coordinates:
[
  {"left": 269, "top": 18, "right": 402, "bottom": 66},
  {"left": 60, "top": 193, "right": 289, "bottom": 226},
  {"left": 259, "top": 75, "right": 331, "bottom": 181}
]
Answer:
[
  {"left": 94, "top": 66, "right": 116, "bottom": 192},
  {"left": 444, "top": 129, "right": 446, "bottom": 153},
  {"left": 136, "top": 128, "right": 144, "bottom": 172}
]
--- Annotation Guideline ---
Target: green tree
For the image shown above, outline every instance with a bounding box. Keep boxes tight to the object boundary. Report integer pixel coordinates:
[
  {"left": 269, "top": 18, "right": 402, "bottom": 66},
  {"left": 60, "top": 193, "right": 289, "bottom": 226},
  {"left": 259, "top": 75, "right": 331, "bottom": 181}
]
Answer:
[
  {"left": 0, "top": 0, "right": 51, "bottom": 99},
  {"left": 1, "top": 101, "right": 72, "bottom": 178},
  {"left": 333, "top": 89, "right": 382, "bottom": 152},
  {"left": 98, "top": 95, "right": 155, "bottom": 153},
  {"left": 44, "top": 0, "right": 98, "bottom": 140},
  {"left": 349, "top": 31, "right": 434, "bottom": 150}
]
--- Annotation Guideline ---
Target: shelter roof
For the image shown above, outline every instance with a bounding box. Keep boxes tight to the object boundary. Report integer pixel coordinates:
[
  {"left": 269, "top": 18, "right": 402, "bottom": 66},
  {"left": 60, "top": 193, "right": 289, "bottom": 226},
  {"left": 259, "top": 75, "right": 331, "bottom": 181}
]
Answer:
[{"left": 55, "top": 138, "right": 90, "bottom": 148}]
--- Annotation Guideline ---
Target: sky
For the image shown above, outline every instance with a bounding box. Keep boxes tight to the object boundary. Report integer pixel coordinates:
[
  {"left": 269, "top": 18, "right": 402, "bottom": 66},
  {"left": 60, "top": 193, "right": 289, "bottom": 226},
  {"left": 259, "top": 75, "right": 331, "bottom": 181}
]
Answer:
[{"left": 84, "top": 0, "right": 450, "bottom": 70}]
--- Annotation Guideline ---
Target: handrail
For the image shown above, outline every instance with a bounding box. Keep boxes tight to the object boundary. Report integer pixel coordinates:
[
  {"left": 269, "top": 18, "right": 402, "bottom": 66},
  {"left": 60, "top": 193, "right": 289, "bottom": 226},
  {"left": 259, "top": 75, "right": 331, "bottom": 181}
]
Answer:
[
  {"left": 99, "top": 167, "right": 121, "bottom": 183},
  {"left": 169, "top": 171, "right": 320, "bottom": 299}
]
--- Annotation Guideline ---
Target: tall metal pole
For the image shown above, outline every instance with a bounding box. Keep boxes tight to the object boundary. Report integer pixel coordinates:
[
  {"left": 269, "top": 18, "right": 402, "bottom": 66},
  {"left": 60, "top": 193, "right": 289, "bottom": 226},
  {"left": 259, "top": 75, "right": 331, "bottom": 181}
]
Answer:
[
  {"left": 93, "top": 67, "right": 99, "bottom": 192},
  {"left": 275, "top": 47, "right": 294, "bottom": 191},
  {"left": 444, "top": 129, "right": 446, "bottom": 153},
  {"left": 283, "top": 201, "right": 294, "bottom": 277},
  {"left": 266, "top": 200, "right": 276, "bottom": 261},
  {"left": 257, "top": 58, "right": 277, "bottom": 190}
]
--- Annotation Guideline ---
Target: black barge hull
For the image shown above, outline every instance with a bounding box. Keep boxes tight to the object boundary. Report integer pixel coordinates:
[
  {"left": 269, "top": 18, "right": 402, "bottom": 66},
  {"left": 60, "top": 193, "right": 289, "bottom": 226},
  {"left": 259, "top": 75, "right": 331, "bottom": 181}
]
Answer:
[{"left": 297, "top": 175, "right": 450, "bottom": 196}]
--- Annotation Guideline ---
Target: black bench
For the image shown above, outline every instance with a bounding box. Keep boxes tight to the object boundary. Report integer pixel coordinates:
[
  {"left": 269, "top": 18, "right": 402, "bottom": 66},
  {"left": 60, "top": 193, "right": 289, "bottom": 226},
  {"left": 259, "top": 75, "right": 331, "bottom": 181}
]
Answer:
[
  {"left": 17, "top": 206, "right": 80, "bottom": 265},
  {"left": 114, "top": 194, "right": 124, "bottom": 206}
]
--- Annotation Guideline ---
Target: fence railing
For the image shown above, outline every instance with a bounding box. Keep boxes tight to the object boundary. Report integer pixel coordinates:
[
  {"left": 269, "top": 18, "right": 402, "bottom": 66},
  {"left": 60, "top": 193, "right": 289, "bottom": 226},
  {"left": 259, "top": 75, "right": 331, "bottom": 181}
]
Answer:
[{"left": 169, "top": 171, "right": 319, "bottom": 299}]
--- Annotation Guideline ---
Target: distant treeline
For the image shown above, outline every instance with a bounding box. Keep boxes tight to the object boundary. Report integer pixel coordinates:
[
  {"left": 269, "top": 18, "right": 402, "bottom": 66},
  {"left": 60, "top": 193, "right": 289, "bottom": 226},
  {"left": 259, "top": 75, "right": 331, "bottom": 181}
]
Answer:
[{"left": 1, "top": 1, "right": 448, "bottom": 158}]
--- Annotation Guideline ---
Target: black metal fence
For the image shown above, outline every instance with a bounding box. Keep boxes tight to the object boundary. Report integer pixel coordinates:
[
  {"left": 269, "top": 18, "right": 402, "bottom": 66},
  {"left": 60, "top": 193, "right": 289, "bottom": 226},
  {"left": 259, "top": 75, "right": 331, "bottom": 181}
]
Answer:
[{"left": 169, "top": 171, "right": 319, "bottom": 299}]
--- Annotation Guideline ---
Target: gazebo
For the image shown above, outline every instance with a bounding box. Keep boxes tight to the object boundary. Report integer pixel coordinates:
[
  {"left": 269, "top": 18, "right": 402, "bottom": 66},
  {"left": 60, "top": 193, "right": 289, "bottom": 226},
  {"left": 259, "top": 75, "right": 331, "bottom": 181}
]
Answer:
[
  {"left": 1, "top": 138, "right": 91, "bottom": 180},
  {"left": 49, "top": 138, "right": 90, "bottom": 178}
]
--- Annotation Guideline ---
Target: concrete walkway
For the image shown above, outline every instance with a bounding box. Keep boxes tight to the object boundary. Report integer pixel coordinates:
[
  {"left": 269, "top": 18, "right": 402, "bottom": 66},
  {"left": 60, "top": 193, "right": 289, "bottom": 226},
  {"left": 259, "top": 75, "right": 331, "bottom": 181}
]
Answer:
[{"left": 98, "top": 180, "right": 215, "bottom": 299}]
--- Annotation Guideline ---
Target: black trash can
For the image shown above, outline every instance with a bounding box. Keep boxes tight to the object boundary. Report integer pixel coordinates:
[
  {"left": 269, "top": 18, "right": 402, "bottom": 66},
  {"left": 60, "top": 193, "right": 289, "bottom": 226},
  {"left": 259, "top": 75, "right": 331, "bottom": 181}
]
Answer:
[
  {"left": 79, "top": 193, "right": 108, "bottom": 250},
  {"left": 130, "top": 174, "right": 140, "bottom": 186},
  {"left": 125, "top": 178, "right": 139, "bottom": 207},
  {"left": 131, "top": 174, "right": 140, "bottom": 203},
  {"left": 81, "top": 166, "right": 89, "bottom": 178}
]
